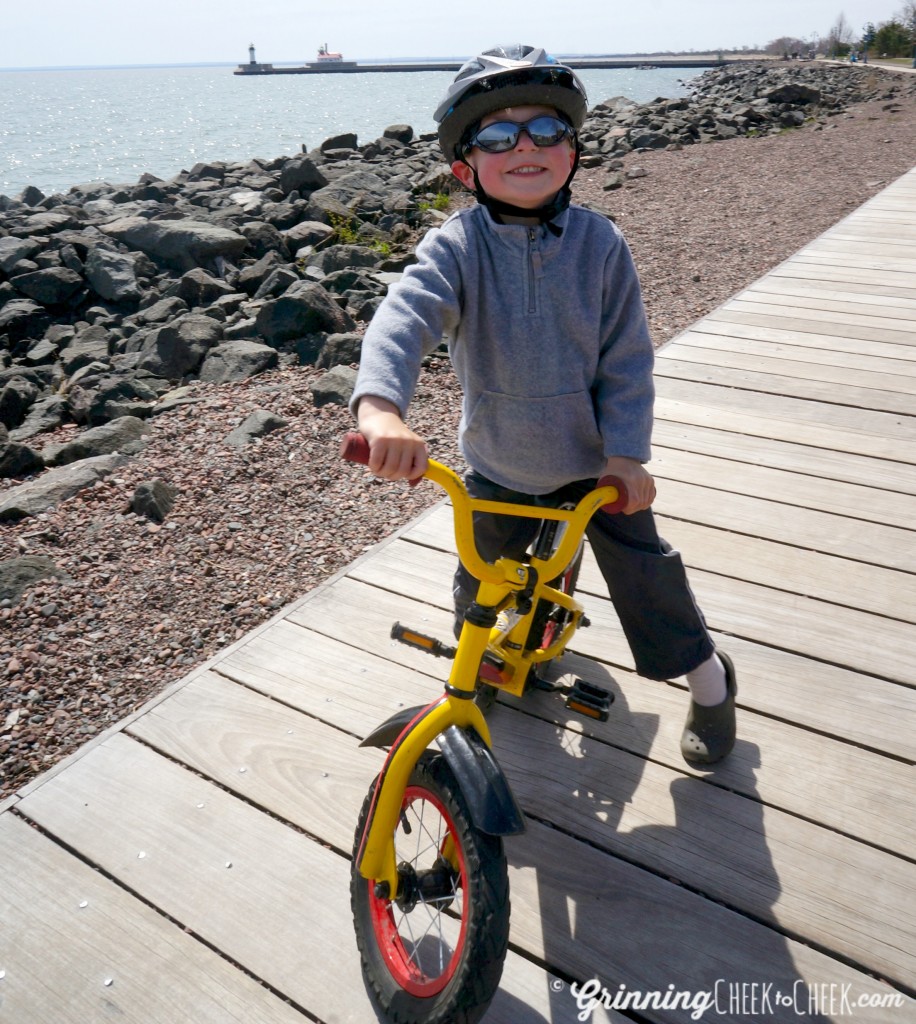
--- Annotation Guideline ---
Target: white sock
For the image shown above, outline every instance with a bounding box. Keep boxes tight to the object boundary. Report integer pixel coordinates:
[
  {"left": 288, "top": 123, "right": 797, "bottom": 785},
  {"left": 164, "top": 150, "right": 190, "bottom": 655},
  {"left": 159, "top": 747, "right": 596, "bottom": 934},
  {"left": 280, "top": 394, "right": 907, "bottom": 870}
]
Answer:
[{"left": 686, "top": 653, "right": 728, "bottom": 707}]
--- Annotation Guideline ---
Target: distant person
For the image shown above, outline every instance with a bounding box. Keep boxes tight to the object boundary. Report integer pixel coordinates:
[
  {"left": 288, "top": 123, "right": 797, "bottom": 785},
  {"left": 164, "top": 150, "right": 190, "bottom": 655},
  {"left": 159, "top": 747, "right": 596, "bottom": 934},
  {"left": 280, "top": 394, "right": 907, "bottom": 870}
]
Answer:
[{"left": 350, "top": 44, "right": 737, "bottom": 765}]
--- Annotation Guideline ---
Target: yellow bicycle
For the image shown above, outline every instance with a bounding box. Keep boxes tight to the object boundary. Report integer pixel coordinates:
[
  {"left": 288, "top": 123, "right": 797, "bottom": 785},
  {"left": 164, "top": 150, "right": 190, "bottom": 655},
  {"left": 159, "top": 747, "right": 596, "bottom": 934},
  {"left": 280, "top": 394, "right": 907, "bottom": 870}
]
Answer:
[{"left": 342, "top": 433, "right": 626, "bottom": 1024}]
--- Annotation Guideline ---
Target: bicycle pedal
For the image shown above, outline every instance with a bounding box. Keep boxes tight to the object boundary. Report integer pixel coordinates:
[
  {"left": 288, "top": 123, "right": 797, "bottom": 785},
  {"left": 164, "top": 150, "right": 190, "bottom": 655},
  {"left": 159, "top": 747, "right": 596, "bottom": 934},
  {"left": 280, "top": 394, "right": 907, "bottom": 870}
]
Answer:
[
  {"left": 565, "top": 678, "right": 613, "bottom": 722},
  {"left": 390, "top": 622, "right": 456, "bottom": 659}
]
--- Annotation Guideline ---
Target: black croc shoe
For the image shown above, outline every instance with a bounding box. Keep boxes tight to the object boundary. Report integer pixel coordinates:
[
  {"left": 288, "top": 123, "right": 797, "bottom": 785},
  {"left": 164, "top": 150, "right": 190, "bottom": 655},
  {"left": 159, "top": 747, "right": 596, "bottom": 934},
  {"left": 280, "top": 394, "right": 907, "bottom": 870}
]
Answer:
[{"left": 680, "top": 650, "right": 737, "bottom": 766}]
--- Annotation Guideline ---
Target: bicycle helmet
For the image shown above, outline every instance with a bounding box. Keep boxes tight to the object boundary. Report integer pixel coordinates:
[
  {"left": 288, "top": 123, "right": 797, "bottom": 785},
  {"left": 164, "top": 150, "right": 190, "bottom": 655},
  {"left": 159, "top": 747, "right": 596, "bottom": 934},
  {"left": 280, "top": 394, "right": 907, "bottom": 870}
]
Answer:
[{"left": 435, "top": 45, "right": 589, "bottom": 232}]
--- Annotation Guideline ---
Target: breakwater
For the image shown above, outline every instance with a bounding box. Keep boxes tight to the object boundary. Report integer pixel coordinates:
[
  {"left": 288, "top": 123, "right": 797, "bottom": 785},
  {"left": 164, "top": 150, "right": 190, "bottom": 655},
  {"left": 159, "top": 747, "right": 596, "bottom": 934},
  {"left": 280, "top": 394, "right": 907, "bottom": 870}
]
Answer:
[{"left": 235, "top": 55, "right": 742, "bottom": 76}]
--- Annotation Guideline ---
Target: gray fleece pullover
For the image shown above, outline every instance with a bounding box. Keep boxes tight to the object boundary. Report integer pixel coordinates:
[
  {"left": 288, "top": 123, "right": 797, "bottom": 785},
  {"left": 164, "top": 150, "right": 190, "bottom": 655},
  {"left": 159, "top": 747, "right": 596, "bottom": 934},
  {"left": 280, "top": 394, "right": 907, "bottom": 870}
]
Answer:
[{"left": 349, "top": 203, "right": 655, "bottom": 495}]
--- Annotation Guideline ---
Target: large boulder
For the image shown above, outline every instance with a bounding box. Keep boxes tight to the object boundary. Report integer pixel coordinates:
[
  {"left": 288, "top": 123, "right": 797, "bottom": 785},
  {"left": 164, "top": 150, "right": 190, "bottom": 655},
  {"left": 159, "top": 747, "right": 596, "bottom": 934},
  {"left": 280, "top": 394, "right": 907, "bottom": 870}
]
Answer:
[
  {"left": 278, "top": 154, "right": 329, "bottom": 196},
  {"left": 255, "top": 281, "right": 355, "bottom": 346},
  {"left": 0, "top": 237, "right": 41, "bottom": 274},
  {"left": 0, "top": 453, "right": 129, "bottom": 521},
  {"left": 101, "top": 216, "right": 248, "bottom": 270},
  {"left": 84, "top": 245, "right": 142, "bottom": 303},
  {"left": 137, "top": 314, "right": 223, "bottom": 380},
  {"left": 40, "top": 415, "right": 150, "bottom": 466},
  {"left": 0, "top": 299, "right": 52, "bottom": 352},
  {"left": 198, "top": 340, "right": 279, "bottom": 383}
]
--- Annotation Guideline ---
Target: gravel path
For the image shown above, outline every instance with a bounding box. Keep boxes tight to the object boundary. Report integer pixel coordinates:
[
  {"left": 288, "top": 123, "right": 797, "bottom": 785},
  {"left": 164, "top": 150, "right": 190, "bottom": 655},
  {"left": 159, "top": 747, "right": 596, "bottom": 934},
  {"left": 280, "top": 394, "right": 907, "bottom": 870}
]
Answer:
[{"left": 2, "top": 87, "right": 914, "bottom": 799}]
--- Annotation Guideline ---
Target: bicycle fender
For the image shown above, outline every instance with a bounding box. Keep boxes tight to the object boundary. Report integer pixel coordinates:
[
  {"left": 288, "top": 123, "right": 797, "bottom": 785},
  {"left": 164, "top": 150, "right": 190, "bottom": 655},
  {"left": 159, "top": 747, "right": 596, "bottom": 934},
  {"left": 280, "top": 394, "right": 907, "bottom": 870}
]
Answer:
[
  {"left": 438, "top": 725, "right": 526, "bottom": 837},
  {"left": 360, "top": 705, "right": 427, "bottom": 748}
]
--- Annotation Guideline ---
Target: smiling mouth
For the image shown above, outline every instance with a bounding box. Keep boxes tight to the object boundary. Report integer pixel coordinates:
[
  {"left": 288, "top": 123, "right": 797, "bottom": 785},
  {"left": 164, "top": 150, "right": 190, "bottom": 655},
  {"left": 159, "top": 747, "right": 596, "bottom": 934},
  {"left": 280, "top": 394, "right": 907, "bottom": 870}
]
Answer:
[{"left": 508, "top": 165, "right": 546, "bottom": 175}]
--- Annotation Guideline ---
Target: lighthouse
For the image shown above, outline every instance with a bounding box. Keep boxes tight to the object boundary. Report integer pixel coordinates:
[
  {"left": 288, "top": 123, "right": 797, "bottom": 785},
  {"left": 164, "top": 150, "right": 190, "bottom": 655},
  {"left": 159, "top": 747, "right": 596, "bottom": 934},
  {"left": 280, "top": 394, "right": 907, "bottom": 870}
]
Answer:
[{"left": 248, "top": 43, "right": 256, "bottom": 65}]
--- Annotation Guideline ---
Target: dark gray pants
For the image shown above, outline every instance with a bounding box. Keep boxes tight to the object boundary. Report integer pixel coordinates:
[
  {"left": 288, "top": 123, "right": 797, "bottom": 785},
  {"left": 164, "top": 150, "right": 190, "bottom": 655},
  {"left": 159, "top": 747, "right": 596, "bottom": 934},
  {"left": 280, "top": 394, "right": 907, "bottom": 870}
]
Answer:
[{"left": 452, "top": 471, "right": 715, "bottom": 681}]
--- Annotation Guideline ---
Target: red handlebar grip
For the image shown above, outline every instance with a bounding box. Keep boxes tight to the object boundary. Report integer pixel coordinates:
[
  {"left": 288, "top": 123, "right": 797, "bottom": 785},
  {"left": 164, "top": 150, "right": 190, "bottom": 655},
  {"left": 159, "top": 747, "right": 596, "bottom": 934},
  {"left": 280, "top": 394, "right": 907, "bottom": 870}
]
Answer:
[
  {"left": 340, "top": 432, "right": 371, "bottom": 465},
  {"left": 596, "top": 474, "right": 629, "bottom": 514}
]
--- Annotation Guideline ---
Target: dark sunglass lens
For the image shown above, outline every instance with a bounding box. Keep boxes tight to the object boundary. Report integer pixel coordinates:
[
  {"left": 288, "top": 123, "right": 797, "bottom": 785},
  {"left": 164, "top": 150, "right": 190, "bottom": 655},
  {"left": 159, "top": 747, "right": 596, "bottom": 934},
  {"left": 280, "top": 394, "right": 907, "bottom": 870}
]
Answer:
[
  {"left": 473, "top": 122, "right": 519, "bottom": 152},
  {"left": 527, "top": 116, "right": 568, "bottom": 145}
]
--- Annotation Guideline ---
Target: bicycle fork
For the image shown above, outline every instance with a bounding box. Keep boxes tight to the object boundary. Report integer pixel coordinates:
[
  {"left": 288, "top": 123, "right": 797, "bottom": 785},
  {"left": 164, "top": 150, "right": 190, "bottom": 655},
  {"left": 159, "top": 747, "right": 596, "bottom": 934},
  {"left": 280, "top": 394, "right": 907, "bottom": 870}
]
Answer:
[{"left": 355, "top": 582, "right": 527, "bottom": 900}]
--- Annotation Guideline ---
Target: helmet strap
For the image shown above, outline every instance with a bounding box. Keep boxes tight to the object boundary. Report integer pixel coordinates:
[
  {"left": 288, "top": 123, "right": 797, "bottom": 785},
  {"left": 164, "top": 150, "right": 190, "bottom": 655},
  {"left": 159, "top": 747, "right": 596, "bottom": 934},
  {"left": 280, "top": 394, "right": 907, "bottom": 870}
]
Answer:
[{"left": 461, "top": 142, "right": 581, "bottom": 237}]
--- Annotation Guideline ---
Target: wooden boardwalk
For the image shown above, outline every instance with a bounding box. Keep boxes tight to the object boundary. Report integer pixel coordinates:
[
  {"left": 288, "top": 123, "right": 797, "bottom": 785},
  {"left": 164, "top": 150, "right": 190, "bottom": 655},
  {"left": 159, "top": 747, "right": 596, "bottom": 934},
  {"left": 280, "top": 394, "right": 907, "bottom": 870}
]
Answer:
[{"left": 2, "top": 167, "right": 915, "bottom": 1024}]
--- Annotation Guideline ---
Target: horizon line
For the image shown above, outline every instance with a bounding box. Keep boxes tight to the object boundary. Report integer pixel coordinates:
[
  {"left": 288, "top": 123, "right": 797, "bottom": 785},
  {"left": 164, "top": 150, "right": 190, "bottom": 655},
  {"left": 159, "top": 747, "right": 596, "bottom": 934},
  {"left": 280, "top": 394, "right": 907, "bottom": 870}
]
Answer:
[{"left": 0, "top": 49, "right": 754, "bottom": 73}]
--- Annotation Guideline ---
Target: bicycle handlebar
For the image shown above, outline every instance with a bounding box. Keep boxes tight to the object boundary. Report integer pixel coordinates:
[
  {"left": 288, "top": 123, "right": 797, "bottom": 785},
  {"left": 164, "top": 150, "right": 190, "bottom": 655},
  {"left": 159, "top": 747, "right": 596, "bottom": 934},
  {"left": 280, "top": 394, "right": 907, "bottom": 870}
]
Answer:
[{"left": 340, "top": 432, "right": 628, "bottom": 515}]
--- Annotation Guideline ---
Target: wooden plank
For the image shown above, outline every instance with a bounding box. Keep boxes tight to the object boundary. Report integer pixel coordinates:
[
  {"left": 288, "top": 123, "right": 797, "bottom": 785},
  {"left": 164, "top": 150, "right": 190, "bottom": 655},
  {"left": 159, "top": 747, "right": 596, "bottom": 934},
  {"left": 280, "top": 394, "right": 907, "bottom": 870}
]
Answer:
[
  {"left": 671, "top": 330, "right": 916, "bottom": 380},
  {"left": 652, "top": 419, "right": 916, "bottom": 496},
  {"left": 397, "top": 495, "right": 916, "bottom": 622},
  {"left": 657, "top": 350, "right": 915, "bottom": 407},
  {"left": 713, "top": 299, "right": 916, "bottom": 340},
  {"left": 654, "top": 378, "right": 916, "bottom": 463},
  {"left": 338, "top": 534, "right": 916, "bottom": 759},
  {"left": 12, "top": 733, "right": 609, "bottom": 1024},
  {"left": 122, "top": 672, "right": 916, "bottom": 990},
  {"left": 739, "top": 282, "right": 916, "bottom": 317},
  {"left": 679, "top": 315, "right": 916, "bottom": 363},
  {"left": 650, "top": 444, "right": 916, "bottom": 533},
  {"left": 489, "top": 708, "right": 916, "bottom": 989},
  {"left": 215, "top": 619, "right": 916, "bottom": 857},
  {"left": 706, "top": 304, "right": 916, "bottom": 346},
  {"left": 769, "top": 260, "right": 916, "bottom": 293},
  {"left": 339, "top": 536, "right": 916, "bottom": 732},
  {"left": 808, "top": 238, "right": 916, "bottom": 260},
  {"left": 656, "top": 515, "right": 916, "bottom": 624},
  {"left": 0, "top": 814, "right": 310, "bottom": 1024},
  {"left": 23, "top": 731, "right": 907, "bottom": 1024},
  {"left": 364, "top": 516, "right": 916, "bottom": 757},
  {"left": 788, "top": 250, "right": 916, "bottom": 275}
]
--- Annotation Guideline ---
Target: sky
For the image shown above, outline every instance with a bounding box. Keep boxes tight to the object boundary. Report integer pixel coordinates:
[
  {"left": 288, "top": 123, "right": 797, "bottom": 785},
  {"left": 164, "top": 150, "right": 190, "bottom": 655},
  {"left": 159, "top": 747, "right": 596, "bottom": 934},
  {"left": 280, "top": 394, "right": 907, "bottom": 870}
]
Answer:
[{"left": 1, "top": 0, "right": 907, "bottom": 69}]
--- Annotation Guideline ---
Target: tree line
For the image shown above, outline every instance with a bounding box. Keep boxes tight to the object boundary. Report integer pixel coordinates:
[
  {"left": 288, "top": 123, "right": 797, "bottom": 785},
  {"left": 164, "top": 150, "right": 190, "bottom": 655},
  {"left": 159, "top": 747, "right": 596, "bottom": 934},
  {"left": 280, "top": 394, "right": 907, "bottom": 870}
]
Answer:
[{"left": 766, "top": 2, "right": 916, "bottom": 59}]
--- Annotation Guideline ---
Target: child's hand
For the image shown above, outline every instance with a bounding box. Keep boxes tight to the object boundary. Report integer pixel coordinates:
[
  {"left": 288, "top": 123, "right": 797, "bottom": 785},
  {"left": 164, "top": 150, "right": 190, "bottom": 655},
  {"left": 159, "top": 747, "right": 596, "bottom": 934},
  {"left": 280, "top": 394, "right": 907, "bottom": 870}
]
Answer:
[
  {"left": 356, "top": 397, "right": 429, "bottom": 481},
  {"left": 602, "top": 456, "right": 656, "bottom": 514}
]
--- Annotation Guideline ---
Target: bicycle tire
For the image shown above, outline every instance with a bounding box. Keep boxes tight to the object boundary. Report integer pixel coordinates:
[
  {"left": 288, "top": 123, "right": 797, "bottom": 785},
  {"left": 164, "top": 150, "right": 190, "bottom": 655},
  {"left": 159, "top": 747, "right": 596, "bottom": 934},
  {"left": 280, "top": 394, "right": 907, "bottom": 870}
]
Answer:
[{"left": 351, "top": 754, "right": 510, "bottom": 1024}]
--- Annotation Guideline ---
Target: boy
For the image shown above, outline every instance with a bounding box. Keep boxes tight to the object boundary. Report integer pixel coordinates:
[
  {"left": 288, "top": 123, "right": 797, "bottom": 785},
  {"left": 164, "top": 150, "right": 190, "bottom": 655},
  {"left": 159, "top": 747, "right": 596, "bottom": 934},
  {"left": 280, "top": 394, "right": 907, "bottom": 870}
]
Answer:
[{"left": 349, "top": 45, "right": 737, "bottom": 764}]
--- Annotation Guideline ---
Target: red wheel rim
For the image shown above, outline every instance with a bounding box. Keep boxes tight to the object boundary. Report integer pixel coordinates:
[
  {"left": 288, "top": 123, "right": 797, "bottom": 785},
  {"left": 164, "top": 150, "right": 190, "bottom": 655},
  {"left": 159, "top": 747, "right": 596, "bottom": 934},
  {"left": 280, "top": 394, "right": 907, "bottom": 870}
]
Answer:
[{"left": 368, "top": 785, "right": 469, "bottom": 997}]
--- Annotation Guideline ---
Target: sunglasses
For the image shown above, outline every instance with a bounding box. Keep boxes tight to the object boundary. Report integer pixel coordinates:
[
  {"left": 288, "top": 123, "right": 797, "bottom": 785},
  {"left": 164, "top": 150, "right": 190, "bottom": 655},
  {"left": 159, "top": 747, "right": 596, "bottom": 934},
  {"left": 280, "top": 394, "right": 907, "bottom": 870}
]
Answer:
[{"left": 463, "top": 115, "right": 574, "bottom": 154}]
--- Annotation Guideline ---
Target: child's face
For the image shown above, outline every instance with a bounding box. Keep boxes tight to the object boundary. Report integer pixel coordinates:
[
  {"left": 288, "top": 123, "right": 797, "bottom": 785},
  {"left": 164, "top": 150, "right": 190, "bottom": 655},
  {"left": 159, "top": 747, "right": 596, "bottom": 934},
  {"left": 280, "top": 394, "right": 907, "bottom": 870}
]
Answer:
[{"left": 451, "top": 104, "right": 576, "bottom": 210}]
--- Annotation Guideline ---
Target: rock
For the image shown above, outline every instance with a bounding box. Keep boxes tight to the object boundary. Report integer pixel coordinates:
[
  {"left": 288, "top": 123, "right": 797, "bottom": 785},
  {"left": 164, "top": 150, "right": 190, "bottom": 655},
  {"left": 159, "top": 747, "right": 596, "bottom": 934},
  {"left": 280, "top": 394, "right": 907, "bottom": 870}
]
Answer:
[
  {"left": 278, "top": 155, "right": 329, "bottom": 196},
  {"left": 137, "top": 314, "right": 223, "bottom": 380},
  {"left": 84, "top": 246, "right": 141, "bottom": 303},
  {"left": 383, "top": 124, "right": 414, "bottom": 145},
  {"left": 65, "top": 373, "right": 161, "bottom": 425},
  {"left": 0, "top": 377, "right": 40, "bottom": 429},
  {"left": 40, "top": 415, "right": 150, "bottom": 467},
  {"left": 282, "top": 220, "right": 335, "bottom": 249},
  {"left": 320, "top": 132, "right": 358, "bottom": 153},
  {"left": 0, "top": 439, "right": 44, "bottom": 479},
  {"left": 302, "top": 244, "right": 382, "bottom": 275},
  {"left": 309, "top": 364, "right": 358, "bottom": 408},
  {"left": 8, "top": 395, "right": 68, "bottom": 442},
  {"left": 59, "top": 324, "right": 111, "bottom": 374},
  {"left": 0, "top": 237, "right": 41, "bottom": 274},
  {"left": 130, "top": 479, "right": 176, "bottom": 522},
  {"left": 0, "top": 299, "right": 52, "bottom": 350},
  {"left": 237, "top": 252, "right": 287, "bottom": 294},
  {"left": 0, "top": 555, "right": 70, "bottom": 604},
  {"left": 224, "top": 409, "right": 288, "bottom": 447},
  {"left": 171, "top": 267, "right": 236, "bottom": 308},
  {"left": 0, "top": 453, "right": 129, "bottom": 521},
  {"left": 316, "top": 332, "right": 362, "bottom": 369},
  {"left": 198, "top": 340, "right": 279, "bottom": 383},
  {"left": 253, "top": 267, "right": 299, "bottom": 300},
  {"left": 133, "top": 295, "right": 189, "bottom": 326},
  {"left": 254, "top": 281, "right": 355, "bottom": 346},
  {"left": 101, "top": 216, "right": 248, "bottom": 270}
]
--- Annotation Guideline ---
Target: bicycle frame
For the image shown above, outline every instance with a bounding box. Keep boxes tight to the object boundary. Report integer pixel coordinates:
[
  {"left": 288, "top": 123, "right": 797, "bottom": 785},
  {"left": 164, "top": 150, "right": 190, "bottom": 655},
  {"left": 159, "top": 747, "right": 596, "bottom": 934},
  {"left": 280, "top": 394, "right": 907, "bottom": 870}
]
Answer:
[{"left": 342, "top": 434, "right": 625, "bottom": 900}]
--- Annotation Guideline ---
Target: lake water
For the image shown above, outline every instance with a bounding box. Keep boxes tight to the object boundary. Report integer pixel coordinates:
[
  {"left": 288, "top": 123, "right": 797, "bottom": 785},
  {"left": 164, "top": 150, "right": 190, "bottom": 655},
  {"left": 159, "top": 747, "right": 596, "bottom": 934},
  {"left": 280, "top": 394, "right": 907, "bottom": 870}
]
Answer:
[{"left": 0, "top": 64, "right": 703, "bottom": 199}]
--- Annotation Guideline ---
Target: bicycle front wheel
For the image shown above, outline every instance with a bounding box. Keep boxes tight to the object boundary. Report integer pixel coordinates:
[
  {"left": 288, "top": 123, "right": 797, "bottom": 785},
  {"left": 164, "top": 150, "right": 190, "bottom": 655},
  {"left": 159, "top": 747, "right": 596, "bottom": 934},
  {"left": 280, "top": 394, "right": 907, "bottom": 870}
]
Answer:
[{"left": 351, "top": 754, "right": 510, "bottom": 1024}]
